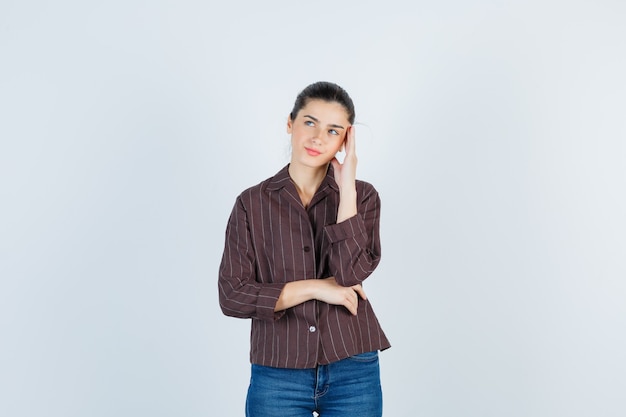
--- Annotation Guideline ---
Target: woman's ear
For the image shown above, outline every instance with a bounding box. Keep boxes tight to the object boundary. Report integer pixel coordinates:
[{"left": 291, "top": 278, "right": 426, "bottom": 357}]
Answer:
[{"left": 286, "top": 116, "right": 293, "bottom": 134}]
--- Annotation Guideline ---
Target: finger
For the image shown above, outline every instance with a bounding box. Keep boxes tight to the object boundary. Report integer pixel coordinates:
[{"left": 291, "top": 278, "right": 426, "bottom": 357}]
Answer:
[
  {"left": 345, "top": 292, "right": 358, "bottom": 315},
  {"left": 342, "top": 298, "right": 353, "bottom": 315},
  {"left": 346, "top": 125, "right": 356, "bottom": 154},
  {"left": 353, "top": 285, "right": 367, "bottom": 300},
  {"left": 348, "top": 298, "right": 357, "bottom": 315}
]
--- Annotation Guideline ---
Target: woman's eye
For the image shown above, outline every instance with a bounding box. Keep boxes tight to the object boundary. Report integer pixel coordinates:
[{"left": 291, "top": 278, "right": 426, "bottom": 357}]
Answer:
[
  {"left": 305, "top": 121, "right": 314, "bottom": 126},
  {"left": 329, "top": 129, "right": 339, "bottom": 135}
]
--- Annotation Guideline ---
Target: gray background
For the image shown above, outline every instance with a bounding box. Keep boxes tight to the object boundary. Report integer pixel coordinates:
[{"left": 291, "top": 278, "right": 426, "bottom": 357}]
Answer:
[{"left": 1, "top": 1, "right": 625, "bottom": 416}]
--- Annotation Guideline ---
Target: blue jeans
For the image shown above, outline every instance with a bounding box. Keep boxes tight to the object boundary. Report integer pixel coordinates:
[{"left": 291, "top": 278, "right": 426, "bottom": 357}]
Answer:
[{"left": 245, "top": 351, "right": 382, "bottom": 417}]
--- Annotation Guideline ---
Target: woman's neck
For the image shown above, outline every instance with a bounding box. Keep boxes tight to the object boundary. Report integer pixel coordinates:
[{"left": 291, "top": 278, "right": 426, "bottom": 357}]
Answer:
[{"left": 288, "top": 162, "right": 328, "bottom": 208}]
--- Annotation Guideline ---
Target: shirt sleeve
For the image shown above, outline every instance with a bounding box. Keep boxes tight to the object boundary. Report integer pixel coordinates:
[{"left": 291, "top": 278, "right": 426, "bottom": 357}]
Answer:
[
  {"left": 323, "top": 182, "right": 382, "bottom": 287},
  {"left": 218, "top": 196, "right": 286, "bottom": 322}
]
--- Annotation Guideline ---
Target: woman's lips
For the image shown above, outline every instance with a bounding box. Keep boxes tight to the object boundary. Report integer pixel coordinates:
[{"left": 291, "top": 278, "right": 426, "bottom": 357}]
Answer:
[{"left": 305, "top": 147, "right": 321, "bottom": 156}]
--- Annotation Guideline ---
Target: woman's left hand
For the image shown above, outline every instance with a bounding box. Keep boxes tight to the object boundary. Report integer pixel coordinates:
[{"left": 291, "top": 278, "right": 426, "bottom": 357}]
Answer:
[
  {"left": 332, "top": 126, "right": 358, "bottom": 223},
  {"left": 331, "top": 125, "right": 357, "bottom": 193}
]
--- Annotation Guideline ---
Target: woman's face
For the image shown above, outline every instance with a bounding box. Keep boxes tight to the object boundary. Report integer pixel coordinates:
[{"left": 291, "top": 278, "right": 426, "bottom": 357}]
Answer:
[{"left": 287, "top": 99, "right": 351, "bottom": 169}]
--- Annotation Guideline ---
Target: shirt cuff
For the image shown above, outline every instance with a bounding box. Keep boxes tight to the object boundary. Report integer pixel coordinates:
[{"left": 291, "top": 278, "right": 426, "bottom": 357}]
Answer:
[
  {"left": 255, "top": 283, "right": 286, "bottom": 322},
  {"left": 324, "top": 214, "right": 366, "bottom": 243}
]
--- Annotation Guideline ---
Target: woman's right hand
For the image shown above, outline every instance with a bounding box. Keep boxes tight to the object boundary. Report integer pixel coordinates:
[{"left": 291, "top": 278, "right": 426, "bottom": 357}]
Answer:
[{"left": 314, "top": 277, "right": 367, "bottom": 315}]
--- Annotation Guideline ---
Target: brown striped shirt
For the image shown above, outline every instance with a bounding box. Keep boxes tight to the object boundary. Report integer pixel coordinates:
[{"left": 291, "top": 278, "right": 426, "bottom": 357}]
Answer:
[{"left": 218, "top": 164, "right": 390, "bottom": 369}]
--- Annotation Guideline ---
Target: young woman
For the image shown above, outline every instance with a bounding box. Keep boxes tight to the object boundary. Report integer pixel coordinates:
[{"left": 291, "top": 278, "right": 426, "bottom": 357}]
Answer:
[{"left": 218, "top": 82, "right": 390, "bottom": 417}]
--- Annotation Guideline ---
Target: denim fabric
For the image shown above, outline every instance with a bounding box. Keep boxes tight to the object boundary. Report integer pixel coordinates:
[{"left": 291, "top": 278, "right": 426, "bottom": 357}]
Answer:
[{"left": 246, "top": 351, "right": 382, "bottom": 417}]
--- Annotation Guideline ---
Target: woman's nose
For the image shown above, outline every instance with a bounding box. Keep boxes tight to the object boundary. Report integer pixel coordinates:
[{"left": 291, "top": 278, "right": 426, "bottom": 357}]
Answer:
[{"left": 311, "top": 129, "right": 323, "bottom": 143}]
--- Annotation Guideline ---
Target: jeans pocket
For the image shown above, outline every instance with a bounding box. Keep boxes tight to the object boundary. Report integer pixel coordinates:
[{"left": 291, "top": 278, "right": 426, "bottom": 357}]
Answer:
[{"left": 347, "top": 350, "right": 379, "bottom": 362}]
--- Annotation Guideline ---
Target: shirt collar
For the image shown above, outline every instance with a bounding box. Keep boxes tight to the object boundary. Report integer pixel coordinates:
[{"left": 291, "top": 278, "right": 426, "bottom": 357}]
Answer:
[{"left": 266, "top": 164, "right": 339, "bottom": 193}]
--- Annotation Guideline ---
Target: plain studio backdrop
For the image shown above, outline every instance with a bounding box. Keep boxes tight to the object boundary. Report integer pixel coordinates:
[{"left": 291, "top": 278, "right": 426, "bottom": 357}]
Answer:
[{"left": 1, "top": 1, "right": 624, "bottom": 416}]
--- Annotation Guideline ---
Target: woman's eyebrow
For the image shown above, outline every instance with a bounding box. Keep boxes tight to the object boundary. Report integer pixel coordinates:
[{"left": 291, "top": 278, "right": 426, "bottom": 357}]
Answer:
[{"left": 303, "top": 115, "right": 345, "bottom": 130}]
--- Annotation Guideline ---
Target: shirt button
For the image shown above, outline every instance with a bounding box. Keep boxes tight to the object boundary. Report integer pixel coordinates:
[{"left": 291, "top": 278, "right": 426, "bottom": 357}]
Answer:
[
  {"left": 303, "top": 246, "right": 311, "bottom": 252},
  {"left": 309, "top": 326, "right": 316, "bottom": 333}
]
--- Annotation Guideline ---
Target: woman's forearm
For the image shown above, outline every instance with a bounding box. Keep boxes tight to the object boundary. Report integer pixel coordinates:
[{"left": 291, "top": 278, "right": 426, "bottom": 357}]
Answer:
[
  {"left": 336, "top": 188, "right": 357, "bottom": 223},
  {"left": 274, "top": 280, "right": 318, "bottom": 312},
  {"left": 274, "top": 277, "right": 366, "bottom": 315}
]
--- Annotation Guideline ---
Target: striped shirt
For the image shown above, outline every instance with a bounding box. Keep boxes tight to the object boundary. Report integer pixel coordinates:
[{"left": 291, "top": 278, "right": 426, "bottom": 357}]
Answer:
[{"left": 218, "top": 164, "right": 390, "bottom": 369}]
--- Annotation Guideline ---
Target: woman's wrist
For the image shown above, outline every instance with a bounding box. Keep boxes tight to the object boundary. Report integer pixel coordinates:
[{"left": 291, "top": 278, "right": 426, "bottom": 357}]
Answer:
[
  {"left": 275, "top": 280, "right": 319, "bottom": 312},
  {"left": 337, "top": 188, "right": 357, "bottom": 222}
]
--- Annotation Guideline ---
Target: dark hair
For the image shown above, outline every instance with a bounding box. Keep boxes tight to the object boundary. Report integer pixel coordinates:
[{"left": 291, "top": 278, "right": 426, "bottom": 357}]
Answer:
[{"left": 289, "top": 81, "right": 355, "bottom": 124}]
